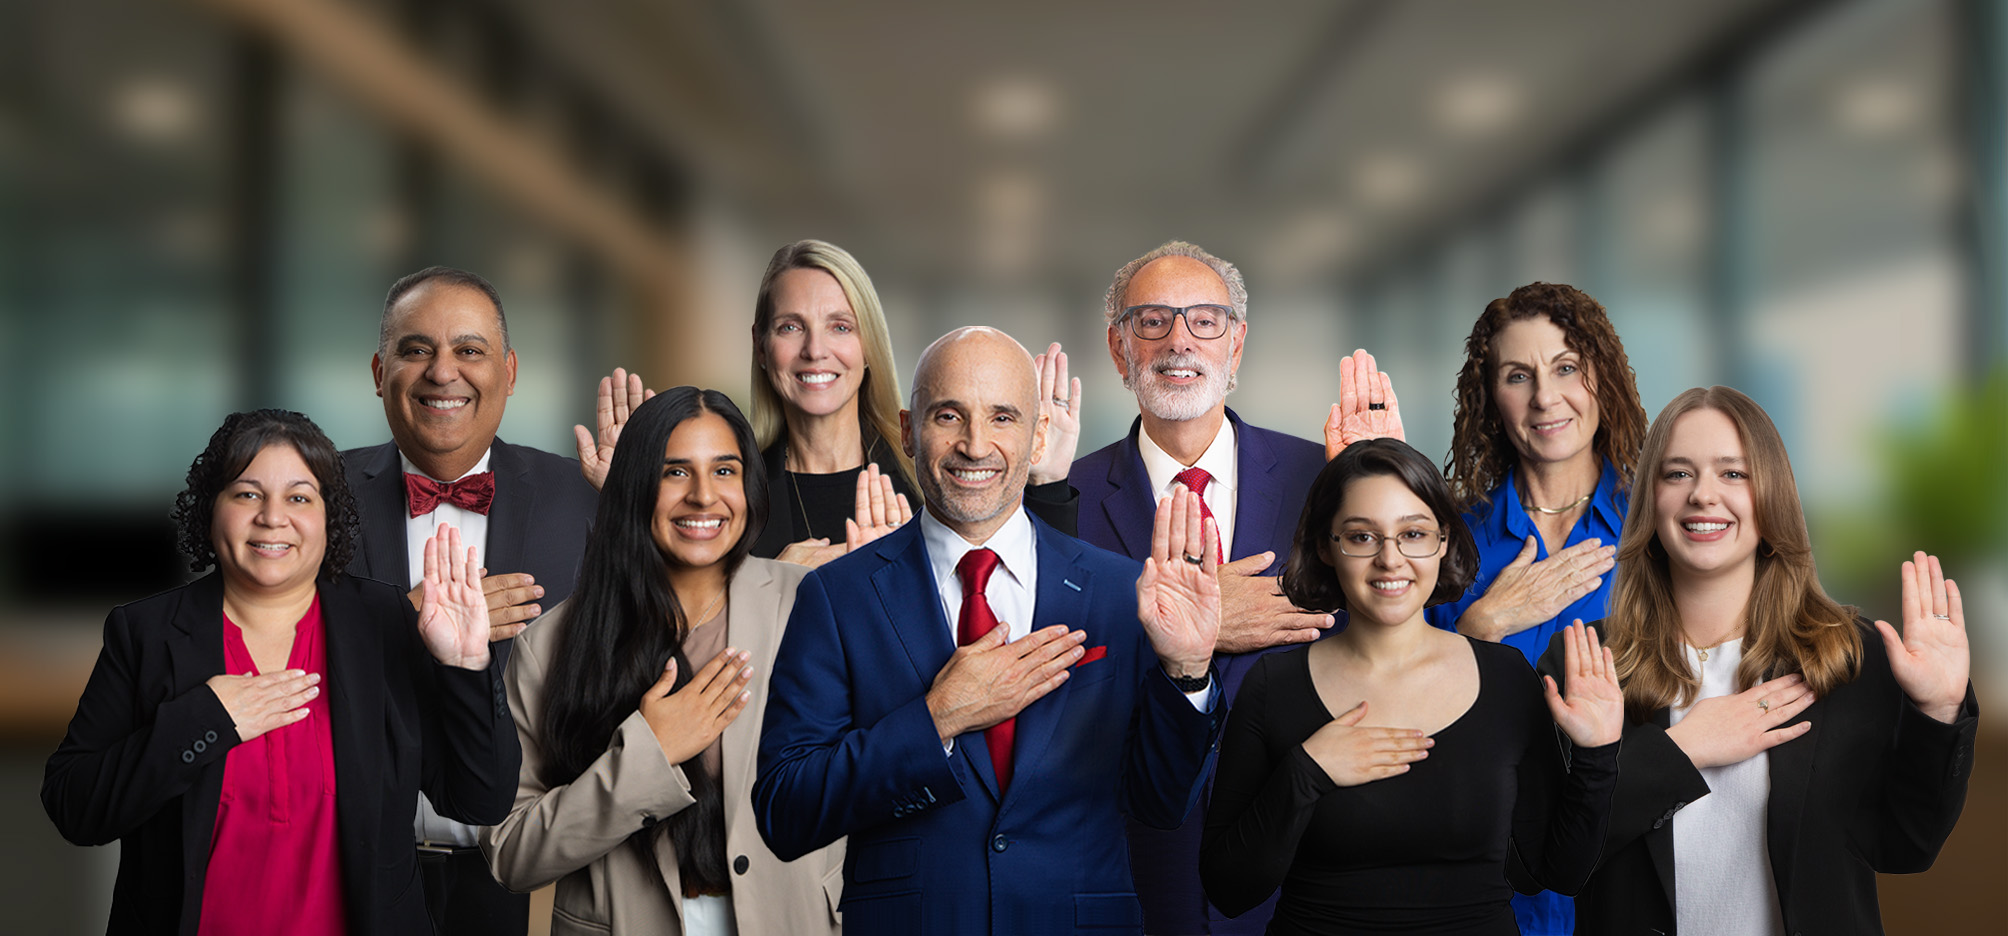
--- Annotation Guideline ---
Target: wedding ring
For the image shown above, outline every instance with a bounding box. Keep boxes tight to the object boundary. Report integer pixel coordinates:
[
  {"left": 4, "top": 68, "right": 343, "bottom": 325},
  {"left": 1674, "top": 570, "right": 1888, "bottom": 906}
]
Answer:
[
  {"left": 1933, "top": 613, "right": 1951, "bottom": 620},
  {"left": 1368, "top": 402, "right": 1386, "bottom": 410},
  {"left": 1053, "top": 396, "right": 1072, "bottom": 410},
  {"left": 1183, "top": 553, "right": 1204, "bottom": 565},
  {"left": 1757, "top": 698, "right": 1770, "bottom": 713}
]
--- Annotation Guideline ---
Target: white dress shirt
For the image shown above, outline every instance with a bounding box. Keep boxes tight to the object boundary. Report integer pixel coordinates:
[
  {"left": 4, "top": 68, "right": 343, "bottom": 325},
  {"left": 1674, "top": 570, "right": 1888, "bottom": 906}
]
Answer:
[
  {"left": 1669, "top": 638, "right": 1786, "bottom": 936},
  {"left": 1137, "top": 417, "right": 1239, "bottom": 560},
  {"left": 916, "top": 504, "right": 1214, "bottom": 743},
  {"left": 402, "top": 448, "right": 492, "bottom": 848}
]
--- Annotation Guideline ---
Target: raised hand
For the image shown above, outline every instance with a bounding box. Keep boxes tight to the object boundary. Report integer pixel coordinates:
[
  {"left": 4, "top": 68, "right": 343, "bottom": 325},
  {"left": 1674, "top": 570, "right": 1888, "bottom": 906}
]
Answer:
[
  {"left": 1664, "top": 673, "right": 1815, "bottom": 768},
  {"left": 1541, "top": 622, "right": 1623, "bottom": 747},
  {"left": 1137, "top": 488, "right": 1221, "bottom": 679},
  {"left": 206, "top": 669, "right": 321, "bottom": 742},
  {"left": 1325, "top": 349, "right": 1406, "bottom": 460},
  {"left": 926, "top": 624, "right": 1086, "bottom": 743},
  {"left": 1216, "top": 552, "right": 1335, "bottom": 653},
  {"left": 640, "top": 647, "right": 754, "bottom": 765},
  {"left": 417, "top": 523, "right": 493, "bottom": 670},
  {"left": 574, "top": 367, "right": 656, "bottom": 491},
  {"left": 1029, "top": 343, "right": 1082, "bottom": 485},
  {"left": 1875, "top": 551, "right": 1970, "bottom": 724},
  {"left": 1456, "top": 537, "right": 1615, "bottom": 642},
  {"left": 1301, "top": 701, "right": 1432, "bottom": 786},
  {"left": 845, "top": 463, "right": 913, "bottom": 551}
]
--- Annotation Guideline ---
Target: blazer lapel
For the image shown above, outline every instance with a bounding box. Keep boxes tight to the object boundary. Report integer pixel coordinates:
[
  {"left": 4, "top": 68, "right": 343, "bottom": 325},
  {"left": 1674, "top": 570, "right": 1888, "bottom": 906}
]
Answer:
[
  {"left": 321, "top": 577, "right": 386, "bottom": 909},
  {"left": 1100, "top": 419, "right": 1160, "bottom": 560},
  {"left": 1764, "top": 695, "right": 1823, "bottom": 910},
  {"left": 870, "top": 525, "right": 1001, "bottom": 802},
  {"left": 354, "top": 442, "right": 412, "bottom": 589},
  {"left": 723, "top": 561, "right": 780, "bottom": 837},
  {"left": 996, "top": 523, "right": 1090, "bottom": 815},
  {"left": 483, "top": 439, "right": 535, "bottom": 577},
  {"left": 1646, "top": 707, "right": 1679, "bottom": 912},
  {"left": 169, "top": 575, "right": 229, "bottom": 890},
  {"left": 1225, "top": 408, "right": 1285, "bottom": 568}
]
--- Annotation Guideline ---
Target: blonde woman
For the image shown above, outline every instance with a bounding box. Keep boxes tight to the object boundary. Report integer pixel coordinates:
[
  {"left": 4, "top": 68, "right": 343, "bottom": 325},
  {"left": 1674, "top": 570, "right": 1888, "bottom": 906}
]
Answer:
[{"left": 1540, "top": 386, "right": 1976, "bottom": 936}]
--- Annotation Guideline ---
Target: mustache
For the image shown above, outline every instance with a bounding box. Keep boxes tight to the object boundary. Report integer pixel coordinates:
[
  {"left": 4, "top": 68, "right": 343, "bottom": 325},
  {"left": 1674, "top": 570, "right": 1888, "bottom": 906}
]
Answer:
[
  {"left": 939, "top": 458, "right": 1005, "bottom": 471},
  {"left": 1145, "top": 352, "right": 1209, "bottom": 374}
]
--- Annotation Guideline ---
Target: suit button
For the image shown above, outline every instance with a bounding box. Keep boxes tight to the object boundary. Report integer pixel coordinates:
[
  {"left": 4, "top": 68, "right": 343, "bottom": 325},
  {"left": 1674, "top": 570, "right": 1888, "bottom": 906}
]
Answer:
[
  {"left": 734, "top": 855, "right": 750, "bottom": 875},
  {"left": 181, "top": 750, "right": 195, "bottom": 763},
  {"left": 205, "top": 730, "right": 218, "bottom": 743},
  {"left": 193, "top": 740, "right": 206, "bottom": 753},
  {"left": 991, "top": 835, "right": 1008, "bottom": 853},
  {"left": 641, "top": 815, "right": 658, "bottom": 828}
]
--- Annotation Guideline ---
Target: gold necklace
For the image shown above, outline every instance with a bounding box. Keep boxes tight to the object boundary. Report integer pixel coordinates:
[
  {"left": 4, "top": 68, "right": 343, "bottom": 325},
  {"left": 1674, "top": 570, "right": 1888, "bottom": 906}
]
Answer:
[
  {"left": 1691, "top": 637, "right": 1732, "bottom": 662},
  {"left": 1521, "top": 490, "right": 1593, "bottom": 515}
]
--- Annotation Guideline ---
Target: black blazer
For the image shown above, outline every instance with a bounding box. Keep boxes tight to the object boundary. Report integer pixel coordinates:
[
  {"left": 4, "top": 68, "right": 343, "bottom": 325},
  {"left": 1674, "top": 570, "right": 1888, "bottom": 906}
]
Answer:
[
  {"left": 1538, "top": 620, "right": 1978, "bottom": 936},
  {"left": 41, "top": 573, "right": 521, "bottom": 936},
  {"left": 343, "top": 438, "right": 599, "bottom": 666}
]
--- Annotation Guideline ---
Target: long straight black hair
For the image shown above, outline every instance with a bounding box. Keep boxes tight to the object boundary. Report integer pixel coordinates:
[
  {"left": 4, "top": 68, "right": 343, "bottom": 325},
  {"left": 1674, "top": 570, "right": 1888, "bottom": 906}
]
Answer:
[{"left": 539, "top": 387, "right": 769, "bottom": 897}]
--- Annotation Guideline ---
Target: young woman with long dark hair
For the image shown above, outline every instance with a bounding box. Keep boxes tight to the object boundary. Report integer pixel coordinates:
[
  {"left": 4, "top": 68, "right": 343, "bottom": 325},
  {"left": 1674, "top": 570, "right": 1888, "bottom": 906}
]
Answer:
[{"left": 484, "top": 388, "right": 844, "bottom": 936}]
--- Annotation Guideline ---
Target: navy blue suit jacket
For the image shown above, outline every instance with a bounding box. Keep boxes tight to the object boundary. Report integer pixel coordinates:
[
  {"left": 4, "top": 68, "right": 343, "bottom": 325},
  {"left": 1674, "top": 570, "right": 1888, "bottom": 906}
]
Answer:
[
  {"left": 753, "top": 513, "right": 1220, "bottom": 935},
  {"left": 1070, "top": 406, "right": 1326, "bottom": 934}
]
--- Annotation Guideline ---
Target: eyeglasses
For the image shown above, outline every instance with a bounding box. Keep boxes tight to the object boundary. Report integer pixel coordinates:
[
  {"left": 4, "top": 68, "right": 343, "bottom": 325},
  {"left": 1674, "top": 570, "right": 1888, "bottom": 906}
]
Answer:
[
  {"left": 1119, "top": 304, "right": 1236, "bottom": 340},
  {"left": 1329, "top": 528, "right": 1446, "bottom": 559}
]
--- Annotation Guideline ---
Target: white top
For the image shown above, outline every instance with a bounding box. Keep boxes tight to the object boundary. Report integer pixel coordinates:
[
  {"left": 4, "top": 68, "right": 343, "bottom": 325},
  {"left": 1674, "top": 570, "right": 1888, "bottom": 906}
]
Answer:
[
  {"left": 1137, "top": 417, "right": 1238, "bottom": 560},
  {"left": 402, "top": 447, "right": 492, "bottom": 848},
  {"left": 1669, "top": 638, "right": 1786, "bottom": 936}
]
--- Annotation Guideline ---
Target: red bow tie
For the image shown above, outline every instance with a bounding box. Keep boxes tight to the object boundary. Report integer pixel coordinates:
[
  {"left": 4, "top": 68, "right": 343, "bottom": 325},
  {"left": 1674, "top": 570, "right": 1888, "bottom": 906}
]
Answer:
[{"left": 405, "top": 471, "right": 495, "bottom": 517}]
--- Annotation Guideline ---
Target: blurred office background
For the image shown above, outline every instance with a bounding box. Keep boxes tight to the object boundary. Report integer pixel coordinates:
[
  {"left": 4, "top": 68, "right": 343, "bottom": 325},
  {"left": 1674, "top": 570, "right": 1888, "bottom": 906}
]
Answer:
[{"left": 1, "top": 0, "right": 2002, "bottom": 931}]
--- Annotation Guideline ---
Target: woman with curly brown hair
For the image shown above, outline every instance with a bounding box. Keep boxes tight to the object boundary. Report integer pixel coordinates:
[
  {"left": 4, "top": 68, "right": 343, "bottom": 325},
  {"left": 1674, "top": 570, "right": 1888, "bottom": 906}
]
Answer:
[
  {"left": 1327, "top": 282, "right": 1649, "bottom": 934},
  {"left": 42, "top": 409, "right": 518, "bottom": 935}
]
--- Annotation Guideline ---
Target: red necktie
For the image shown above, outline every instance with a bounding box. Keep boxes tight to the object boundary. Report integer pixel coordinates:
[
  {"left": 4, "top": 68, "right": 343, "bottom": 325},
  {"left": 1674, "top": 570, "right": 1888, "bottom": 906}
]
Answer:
[
  {"left": 1173, "top": 467, "right": 1225, "bottom": 562},
  {"left": 955, "top": 547, "right": 1015, "bottom": 793},
  {"left": 404, "top": 471, "right": 495, "bottom": 517}
]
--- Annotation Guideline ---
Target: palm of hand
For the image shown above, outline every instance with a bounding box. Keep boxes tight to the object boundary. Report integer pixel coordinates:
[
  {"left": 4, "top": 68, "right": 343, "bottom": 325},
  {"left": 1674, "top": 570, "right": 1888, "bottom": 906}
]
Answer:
[
  {"left": 1139, "top": 558, "right": 1221, "bottom": 663},
  {"left": 1550, "top": 668, "right": 1623, "bottom": 747},
  {"left": 1336, "top": 409, "right": 1405, "bottom": 448},
  {"left": 419, "top": 577, "right": 488, "bottom": 667}
]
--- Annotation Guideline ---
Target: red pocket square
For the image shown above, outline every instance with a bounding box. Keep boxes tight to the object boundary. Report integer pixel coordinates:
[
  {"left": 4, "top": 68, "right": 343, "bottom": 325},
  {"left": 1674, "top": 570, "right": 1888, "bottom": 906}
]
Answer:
[{"left": 1075, "top": 645, "right": 1108, "bottom": 667}]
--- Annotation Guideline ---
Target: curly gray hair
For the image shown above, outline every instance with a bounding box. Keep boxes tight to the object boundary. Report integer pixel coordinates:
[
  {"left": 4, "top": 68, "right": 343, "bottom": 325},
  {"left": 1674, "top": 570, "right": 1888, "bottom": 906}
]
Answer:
[{"left": 1101, "top": 240, "right": 1249, "bottom": 326}]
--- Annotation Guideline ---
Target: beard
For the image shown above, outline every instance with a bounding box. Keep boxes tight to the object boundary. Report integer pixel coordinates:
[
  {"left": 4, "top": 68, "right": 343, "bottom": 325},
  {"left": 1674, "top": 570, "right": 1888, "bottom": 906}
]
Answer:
[
  {"left": 918, "top": 457, "right": 1029, "bottom": 529},
  {"left": 1123, "top": 347, "right": 1234, "bottom": 422}
]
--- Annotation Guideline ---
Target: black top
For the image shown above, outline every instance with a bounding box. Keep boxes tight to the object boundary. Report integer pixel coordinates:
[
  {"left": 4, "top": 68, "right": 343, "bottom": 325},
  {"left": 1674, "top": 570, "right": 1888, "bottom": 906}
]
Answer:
[
  {"left": 1201, "top": 637, "right": 1618, "bottom": 936},
  {"left": 751, "top": 437, "right": 1078, "bottom": 559}
]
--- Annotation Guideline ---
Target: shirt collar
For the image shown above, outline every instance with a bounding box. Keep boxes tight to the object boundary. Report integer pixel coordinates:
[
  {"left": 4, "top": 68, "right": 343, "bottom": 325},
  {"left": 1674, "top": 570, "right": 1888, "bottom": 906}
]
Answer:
[
  {"left": 400, "top": 447, "right": 493, "bottom": 484},
  {"left": 1137, "top": 416, "right": 1238, "bottom": 497},
  {"left": 919, "top": 502, "right": 1036, "bottom": 591},
  {"left": 1494, "top": 457, "right": 1626, "bottom": 540}
]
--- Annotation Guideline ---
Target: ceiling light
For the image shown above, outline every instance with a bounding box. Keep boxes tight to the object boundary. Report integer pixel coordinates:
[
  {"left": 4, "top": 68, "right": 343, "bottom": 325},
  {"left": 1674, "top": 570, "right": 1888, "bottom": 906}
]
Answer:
[
  {"left": 1433, "top": 73, "right": 1522, "bottom": 138},
  {"left": 1832, "top": 76, "right": 1917, "bottom": 139},
  {"left": 113, "top": 77, "right": 198, "bottom": 144},
  {"left": 1354, "top": 153, "right": 1423, "bottom": 210},
  {"left": 973, "top": 75, "right": 1060, "bottom": 142}
]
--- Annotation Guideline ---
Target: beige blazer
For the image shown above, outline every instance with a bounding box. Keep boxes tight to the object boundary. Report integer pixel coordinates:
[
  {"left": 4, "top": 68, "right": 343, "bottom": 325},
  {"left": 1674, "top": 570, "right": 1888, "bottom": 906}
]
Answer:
[{"left": 482, "top": 558, "right": 843, "bottom": 935}]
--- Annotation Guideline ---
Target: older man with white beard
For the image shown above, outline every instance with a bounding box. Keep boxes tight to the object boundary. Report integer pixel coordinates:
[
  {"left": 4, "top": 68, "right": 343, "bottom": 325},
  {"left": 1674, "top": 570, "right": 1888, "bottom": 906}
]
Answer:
[{"left": 1069, "top": 240, "right": 1331, "bottom": 936}]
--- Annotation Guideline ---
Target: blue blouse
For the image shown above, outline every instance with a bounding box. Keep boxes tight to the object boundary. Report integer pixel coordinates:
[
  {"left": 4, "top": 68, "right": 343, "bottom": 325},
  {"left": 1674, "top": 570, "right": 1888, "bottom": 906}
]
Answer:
[{"left": 1422, "top": 457, "right": 1627, "bottom": 936}]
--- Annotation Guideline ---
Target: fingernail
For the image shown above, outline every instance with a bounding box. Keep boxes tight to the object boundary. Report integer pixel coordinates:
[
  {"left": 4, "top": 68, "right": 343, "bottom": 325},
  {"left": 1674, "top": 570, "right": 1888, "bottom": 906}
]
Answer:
[
  {"left": 741, "top": 665, "right": 754, "bottom": 678},
  {"left": 306, "top": 686, "right": 319, "bottom": 698},
  {"left": 1072, "top": 647, "right": 1084, "bottom": 659},
  {"left": 527, "top": 605, "right": 541, "bottom": 616},
  {"left": 1423, "top": 738, "right": 1435, "bottom": 747},
  {"left": 534, "top": 586, "right": 545, "bottom": 597},
  {"left": 740, "top": 691, "right": 751, "bottom": 702},
  {"left": 306, "top": 673, "right": 322, "bottom": 684}
]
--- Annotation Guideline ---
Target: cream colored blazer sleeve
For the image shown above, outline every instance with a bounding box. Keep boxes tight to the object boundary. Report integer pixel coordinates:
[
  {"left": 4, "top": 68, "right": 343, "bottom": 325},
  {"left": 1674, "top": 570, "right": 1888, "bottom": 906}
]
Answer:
[{"left": 481, "top": 604, "right": 698, "bottom": 891}]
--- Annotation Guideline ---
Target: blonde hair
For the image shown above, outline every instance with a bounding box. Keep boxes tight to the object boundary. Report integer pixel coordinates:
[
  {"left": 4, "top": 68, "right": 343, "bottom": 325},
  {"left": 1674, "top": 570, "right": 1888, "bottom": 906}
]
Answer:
[
  {"left": 1606, "top": 386, "right": 1861, "bottom": 721},
  {"left": 748, "top": 240, "right": 916, "bottom": 493}
]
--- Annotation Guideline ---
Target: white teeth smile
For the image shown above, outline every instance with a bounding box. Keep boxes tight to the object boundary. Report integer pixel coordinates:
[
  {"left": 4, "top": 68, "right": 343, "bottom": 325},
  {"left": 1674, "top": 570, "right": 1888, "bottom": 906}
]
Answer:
[
  {"left": 422, "top": 399, "right": 467, "bottom": 411},
  {"left": 1534, "top": 419, "right": 1569, "bottom": 430},
  {"left": 797, "top": 373, "right": 837, "bottom": 385},
  {"left": 1684, "top": 521, "right": 1728, "bottom": 533},
  {"left": 1369, "top": 579, "right": 1410, "bottom": 594},
  {"left": 949, "top": 468, "right": 999, "bottom": 483},
  {"left": 1161, "top": 369, "right": 1198, "bottom": 379},
  {"left": 675, "top": 519, "right": 724, "bottom": 529},
  {"left": 250, "top": 542, "right": 291, "bottom": 551}
]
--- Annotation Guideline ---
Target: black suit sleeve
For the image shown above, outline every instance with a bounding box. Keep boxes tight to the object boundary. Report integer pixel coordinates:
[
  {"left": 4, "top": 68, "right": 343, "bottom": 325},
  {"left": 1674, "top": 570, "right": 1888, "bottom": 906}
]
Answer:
[
  {"left": 1199, "top": 655, "right": 1329, "bottom": 917},
  {"left": 405, "top": 597, "right": 521, "bottom": 827},
  {"left": 1502, "top": 663, "right": 1619, "bottom": 896},
  {"left": 1868, "top": 683, "right": 1978, "bottom": 872},
  {"left": 42, "top": 606, "right": 240, "bottom": 846},
  {"left": 1023, "top": 480, "right": 1079, "bottom": 537}
]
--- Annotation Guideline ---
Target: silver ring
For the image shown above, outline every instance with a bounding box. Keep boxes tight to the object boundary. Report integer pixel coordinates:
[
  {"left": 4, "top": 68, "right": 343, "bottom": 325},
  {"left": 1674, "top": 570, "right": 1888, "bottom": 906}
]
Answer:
[
  {"left": 1933, "top": 613, "right": 1951, "bottom": 620},
  {"left": 1757, "top": 698, "right": 1770, "bottom": 713},
  {"left": 1052, "top": 396, "right": 1071, "bottom": 410},
  {"left": 1368, "top": 402, "right": 1385, "bottom": 411},
  {"left": 1182, "top": 553, "right": 1204, "bottom": 565}
]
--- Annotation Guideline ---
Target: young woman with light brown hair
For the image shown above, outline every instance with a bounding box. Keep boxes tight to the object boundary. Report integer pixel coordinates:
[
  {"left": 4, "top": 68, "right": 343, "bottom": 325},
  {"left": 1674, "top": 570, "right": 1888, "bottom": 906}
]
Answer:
[{"left": 1540, "top": 385, "right": 1977, "bottom": 936}]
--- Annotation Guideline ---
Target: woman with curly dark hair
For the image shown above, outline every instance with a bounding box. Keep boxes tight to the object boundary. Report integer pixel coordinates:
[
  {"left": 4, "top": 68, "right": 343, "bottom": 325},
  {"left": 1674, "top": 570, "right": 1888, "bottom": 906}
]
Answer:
[
  {"left": 1326, "top": 282, "right": 1649, "bottom": 934},
  {"left": 42, "top": 409, "right": 519, "bottom": 935}
]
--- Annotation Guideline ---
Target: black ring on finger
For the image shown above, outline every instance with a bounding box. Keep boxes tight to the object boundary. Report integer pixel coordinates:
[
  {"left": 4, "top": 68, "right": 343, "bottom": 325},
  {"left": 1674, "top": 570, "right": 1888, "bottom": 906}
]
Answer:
[
  {"left": 1368, "top": 402, "right": 1386, "bottom": 410},
  {"left": 1183, "top": 553, "right": 1204, "bottom": 565}
]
